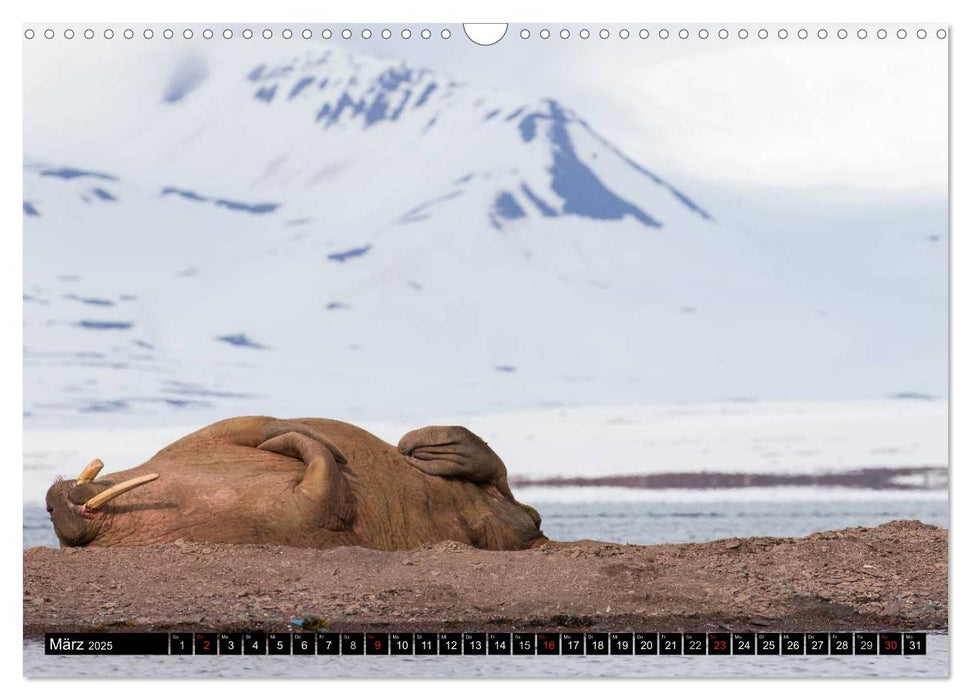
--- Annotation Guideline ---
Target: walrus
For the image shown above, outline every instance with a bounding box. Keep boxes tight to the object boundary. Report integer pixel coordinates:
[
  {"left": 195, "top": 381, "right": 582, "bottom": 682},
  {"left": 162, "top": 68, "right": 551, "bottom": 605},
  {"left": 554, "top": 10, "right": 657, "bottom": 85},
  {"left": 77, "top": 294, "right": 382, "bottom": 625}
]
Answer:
[{"left": 45, "top": 416, "right": 547, "bottom": 551}]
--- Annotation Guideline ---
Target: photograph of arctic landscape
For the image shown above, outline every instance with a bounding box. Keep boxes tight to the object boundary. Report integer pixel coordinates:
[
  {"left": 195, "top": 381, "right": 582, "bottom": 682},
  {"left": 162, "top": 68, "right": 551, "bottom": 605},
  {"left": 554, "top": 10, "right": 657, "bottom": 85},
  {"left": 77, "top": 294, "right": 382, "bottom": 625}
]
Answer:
[{"left": 22, "top": 24, "right": 947, "bottom": 678}]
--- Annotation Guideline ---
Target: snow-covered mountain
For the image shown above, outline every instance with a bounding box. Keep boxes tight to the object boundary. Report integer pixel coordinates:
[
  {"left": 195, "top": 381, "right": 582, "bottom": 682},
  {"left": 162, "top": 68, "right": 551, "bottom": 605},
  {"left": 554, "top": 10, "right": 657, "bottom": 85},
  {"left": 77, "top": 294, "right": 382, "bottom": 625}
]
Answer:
[{"left": 22, "top": 46, "right": 944, "bottom": 426}]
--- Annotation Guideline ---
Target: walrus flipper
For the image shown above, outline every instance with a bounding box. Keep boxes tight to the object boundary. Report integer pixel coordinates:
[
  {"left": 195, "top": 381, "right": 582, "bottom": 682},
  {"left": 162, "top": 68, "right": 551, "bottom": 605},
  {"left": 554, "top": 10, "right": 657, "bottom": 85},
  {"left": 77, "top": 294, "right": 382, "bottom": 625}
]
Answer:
[
  {"left": 397, "top": 426, "right": 514, "bottom": 499},
  {"left": 258, "top": 427, "right": 353, "bottom": 530}
]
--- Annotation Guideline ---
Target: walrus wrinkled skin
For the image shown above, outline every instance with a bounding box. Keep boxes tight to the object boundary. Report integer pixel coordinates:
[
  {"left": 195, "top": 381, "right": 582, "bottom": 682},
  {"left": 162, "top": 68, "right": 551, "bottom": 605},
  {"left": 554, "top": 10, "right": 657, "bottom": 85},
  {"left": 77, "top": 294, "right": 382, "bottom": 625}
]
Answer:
[{"left": 45, "top": 417, "right": 547, "bottom": 551}]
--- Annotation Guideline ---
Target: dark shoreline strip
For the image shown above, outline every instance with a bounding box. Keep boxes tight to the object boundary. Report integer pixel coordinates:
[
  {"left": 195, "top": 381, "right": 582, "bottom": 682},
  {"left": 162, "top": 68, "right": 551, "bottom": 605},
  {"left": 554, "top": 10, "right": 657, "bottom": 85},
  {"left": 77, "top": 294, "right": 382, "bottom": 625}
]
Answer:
[{"left": 511, "top": 466, "right": 948, "bottom": 491}]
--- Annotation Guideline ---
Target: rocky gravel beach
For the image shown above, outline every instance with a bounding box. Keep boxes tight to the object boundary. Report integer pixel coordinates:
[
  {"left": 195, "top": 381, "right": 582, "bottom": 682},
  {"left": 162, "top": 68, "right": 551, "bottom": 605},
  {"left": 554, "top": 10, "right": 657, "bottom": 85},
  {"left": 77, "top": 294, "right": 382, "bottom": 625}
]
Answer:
[{"left": 23, "top": 520, "right": 946, "bottom": 636}]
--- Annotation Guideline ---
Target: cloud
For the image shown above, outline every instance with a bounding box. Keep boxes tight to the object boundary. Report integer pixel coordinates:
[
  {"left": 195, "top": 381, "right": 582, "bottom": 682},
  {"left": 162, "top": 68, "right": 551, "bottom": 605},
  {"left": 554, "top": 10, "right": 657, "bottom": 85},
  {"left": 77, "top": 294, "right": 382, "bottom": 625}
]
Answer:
[{"left": 606, "top": 42, "right": 947, "bottom": 194}]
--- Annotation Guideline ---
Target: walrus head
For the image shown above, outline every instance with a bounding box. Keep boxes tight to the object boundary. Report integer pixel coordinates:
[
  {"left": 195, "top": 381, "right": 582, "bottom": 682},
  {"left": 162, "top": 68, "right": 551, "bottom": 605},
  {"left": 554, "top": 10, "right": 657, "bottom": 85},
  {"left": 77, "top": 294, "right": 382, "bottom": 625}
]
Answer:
[{"left": 45, "top": 459, "right": 158, "bottom": 547}]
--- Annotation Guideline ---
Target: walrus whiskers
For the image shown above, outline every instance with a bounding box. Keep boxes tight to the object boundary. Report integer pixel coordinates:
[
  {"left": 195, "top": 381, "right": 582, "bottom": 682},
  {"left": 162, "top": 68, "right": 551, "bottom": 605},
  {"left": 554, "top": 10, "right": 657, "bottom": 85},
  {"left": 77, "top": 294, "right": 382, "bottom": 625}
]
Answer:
[
  {"left": 76, "top": 459, "right": 104, "bottom": 484},
  {"left": 84, "top": 473, "right": 159, "bottom": 511}
]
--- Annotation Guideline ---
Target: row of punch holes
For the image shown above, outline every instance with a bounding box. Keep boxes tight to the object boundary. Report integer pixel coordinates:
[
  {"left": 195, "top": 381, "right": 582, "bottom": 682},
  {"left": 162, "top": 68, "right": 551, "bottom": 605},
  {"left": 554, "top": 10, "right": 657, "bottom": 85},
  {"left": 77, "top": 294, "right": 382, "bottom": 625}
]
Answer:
[{"left": 24, "top": 26, "right": 948, "bottom": 41}]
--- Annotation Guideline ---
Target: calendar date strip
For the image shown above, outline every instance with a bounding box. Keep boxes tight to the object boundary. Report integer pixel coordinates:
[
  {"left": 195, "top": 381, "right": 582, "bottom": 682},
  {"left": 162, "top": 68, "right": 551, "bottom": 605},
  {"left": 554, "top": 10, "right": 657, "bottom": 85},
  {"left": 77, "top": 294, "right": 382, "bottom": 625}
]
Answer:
[{"left": 45, "top": 631, "right": 928, "bottom": 656}]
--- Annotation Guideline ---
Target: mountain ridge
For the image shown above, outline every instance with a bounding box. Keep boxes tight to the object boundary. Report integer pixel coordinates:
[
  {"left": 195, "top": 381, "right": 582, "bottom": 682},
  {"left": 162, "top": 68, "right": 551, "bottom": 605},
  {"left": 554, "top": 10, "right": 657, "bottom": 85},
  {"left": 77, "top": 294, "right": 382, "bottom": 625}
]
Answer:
[{"left": 22, "top": 45, "right": 942, "bottom": 425}]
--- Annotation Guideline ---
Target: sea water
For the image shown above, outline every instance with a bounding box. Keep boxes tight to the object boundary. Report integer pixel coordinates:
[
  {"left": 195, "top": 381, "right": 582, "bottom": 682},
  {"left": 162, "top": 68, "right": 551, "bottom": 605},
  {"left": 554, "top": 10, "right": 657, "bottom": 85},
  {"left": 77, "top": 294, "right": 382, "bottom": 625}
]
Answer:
[{"left": 23, "top": 492, "right": 948, "bottom": 549}]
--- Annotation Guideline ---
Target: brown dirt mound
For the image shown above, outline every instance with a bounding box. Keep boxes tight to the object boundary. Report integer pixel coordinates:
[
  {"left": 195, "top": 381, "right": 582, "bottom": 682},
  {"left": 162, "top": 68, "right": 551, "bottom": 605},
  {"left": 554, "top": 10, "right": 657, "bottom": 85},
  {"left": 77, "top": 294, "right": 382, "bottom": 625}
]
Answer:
[{"left": 22, "top": 519, "right": 947, "bottom": 636}]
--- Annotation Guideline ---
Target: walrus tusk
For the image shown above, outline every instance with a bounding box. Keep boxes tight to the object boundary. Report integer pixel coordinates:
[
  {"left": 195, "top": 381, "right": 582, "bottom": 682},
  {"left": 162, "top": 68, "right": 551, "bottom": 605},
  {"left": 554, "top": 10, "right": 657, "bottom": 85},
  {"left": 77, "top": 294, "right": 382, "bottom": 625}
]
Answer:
[
  {"left": 76, "top": 459, "right": 105, "bottom": 484},
  {"left": 83, "top": 473, "right": 159, "bottom": 511}
]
